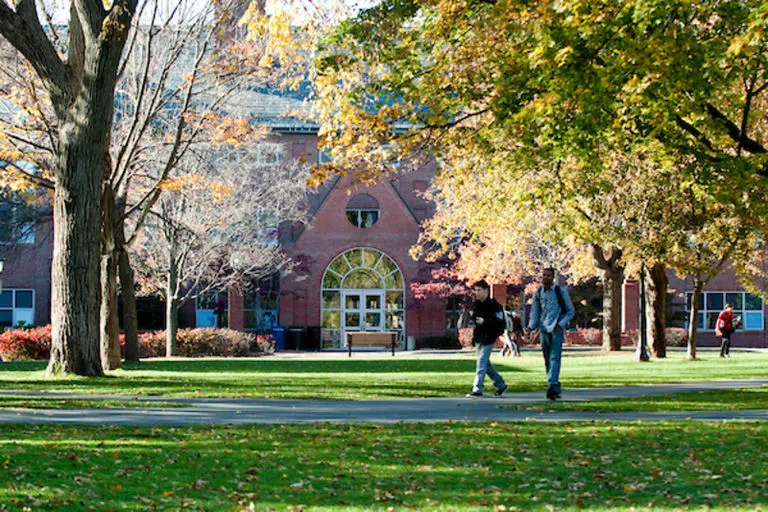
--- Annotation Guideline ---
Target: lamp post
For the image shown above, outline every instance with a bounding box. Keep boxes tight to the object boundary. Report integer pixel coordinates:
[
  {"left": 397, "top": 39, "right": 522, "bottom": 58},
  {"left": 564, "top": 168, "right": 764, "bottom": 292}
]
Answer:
[
  {"left": 0, "top": 259, "right": 4, "bottom": 294},
  {"left": 636, "top": 262, "right": 650, "bottom": 361}
]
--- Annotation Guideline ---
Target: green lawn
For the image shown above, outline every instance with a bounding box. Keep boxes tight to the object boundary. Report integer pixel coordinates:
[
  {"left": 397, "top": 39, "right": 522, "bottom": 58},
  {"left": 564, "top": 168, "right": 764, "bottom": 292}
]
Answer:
[
  {"left": 1, "top": 351, "right": 767, "bottom": 401},
  {"left": 507, "top": 386, "right": 768, "bottom": 412},
  {"left": 1, "top": 421, "right": 766, "bottom": 511}
]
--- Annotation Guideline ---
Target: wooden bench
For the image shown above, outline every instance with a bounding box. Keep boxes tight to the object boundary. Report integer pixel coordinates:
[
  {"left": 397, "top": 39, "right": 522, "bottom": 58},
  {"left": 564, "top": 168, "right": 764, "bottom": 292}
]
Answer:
[{"left": 346, "top": 332, "right": 397, "bottom": 357}]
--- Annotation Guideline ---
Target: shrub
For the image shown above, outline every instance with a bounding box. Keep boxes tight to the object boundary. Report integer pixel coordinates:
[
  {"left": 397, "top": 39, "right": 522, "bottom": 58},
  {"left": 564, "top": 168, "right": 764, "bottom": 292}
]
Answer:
[
  {"left": 253, "top": 334, "right": 276, "bottom": 354},
  {"left": 573, "top": 328, "right": 602, "bottom": 346},
  {"left": 0, "top": 325, "right": 52, "bottom": 361},
  {"left": 137, "top": 328, "right": 273, "bottom": 358},
  {"left": 665, "top": 327, "right": 689, "bottom": 347},
  {"left": 458, "top": 328, "right": 474, "bottom": 349},
  {"left": 418, "top": 335, "right": 461, "bottom": 350}
]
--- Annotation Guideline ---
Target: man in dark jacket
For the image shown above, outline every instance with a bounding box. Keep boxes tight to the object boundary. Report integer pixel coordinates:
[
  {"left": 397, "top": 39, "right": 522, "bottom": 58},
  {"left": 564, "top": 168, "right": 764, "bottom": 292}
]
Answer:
[{"left": 465, "top": 280, "right": 508, "bottom": 397}]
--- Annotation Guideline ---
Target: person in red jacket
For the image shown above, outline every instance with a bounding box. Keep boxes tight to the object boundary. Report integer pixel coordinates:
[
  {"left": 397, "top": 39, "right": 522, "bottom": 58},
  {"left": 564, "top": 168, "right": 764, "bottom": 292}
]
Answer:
[{"left": 716, "top": 303, "right": 736, "bottom": 358}]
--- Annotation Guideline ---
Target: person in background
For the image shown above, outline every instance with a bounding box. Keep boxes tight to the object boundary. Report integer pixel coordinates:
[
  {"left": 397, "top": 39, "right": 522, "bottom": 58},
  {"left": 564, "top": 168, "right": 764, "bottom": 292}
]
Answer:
[
  {"left": 465, "top": 280, "right": 508, "bottom": 398},
  {"left": 716, "top": 303, "right": 736, "bottom": 358},
  {"left": 500, "top": 306, "right": 522, "bottom": 357},
  {"left": 525, "top": 267, "right": 575, "bottom": 401}
]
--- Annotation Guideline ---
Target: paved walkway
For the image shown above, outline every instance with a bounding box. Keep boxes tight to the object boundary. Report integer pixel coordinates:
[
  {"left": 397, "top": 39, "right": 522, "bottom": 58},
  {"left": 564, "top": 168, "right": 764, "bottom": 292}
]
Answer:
[{"left": 1, "top": 378, "right": 767, "bottom": 425}]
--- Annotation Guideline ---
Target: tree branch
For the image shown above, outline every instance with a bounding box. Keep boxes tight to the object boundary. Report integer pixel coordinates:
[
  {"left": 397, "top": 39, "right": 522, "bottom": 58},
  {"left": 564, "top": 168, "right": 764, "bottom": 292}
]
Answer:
[
  {"left": 705, "top": 102, "right": 766, "bottom": 155},
  {"left": 0, "top": 0, "right": 74, "bottom": 107},
  {"left": 674, "top": 114, "right": 715, "bottom": 152}
]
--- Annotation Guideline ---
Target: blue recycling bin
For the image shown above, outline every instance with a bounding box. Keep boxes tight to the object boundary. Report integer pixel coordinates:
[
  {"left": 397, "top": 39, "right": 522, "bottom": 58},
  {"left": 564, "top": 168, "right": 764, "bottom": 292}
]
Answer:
[{"left": 271, "top": 325, "right": 286, "bottom": 351}]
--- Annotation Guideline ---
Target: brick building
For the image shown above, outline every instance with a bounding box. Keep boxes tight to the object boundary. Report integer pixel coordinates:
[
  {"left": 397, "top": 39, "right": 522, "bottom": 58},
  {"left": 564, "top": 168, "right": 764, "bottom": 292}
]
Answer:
[
  {"left": 3, "top": 90, "right": 767, "bottom": 349},
  {"left": 623, "top": 266, "right": 767, "bottom": 348}
]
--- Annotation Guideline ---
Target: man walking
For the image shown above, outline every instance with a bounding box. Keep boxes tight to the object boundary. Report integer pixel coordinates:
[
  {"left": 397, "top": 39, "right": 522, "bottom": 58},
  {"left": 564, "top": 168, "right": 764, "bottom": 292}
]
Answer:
[
  {"left": 526, "top": 268, "right": 575, "bottom": 401},
  {"left": 465, "top": 280, "right": 508, "bottom": 398}
]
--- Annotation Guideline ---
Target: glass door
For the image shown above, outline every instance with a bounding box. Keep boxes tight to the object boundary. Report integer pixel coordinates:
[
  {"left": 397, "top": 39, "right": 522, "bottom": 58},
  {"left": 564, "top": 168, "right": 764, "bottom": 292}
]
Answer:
[{"left": 342, "top": 290, "right": 385, "bottom": 347}]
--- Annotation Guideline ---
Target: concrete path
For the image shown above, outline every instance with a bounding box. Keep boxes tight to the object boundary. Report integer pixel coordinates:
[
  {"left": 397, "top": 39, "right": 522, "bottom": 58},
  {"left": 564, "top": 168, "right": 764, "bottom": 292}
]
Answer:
[{"left": 1, "top": 378, "right": 767, "bottom": 425}]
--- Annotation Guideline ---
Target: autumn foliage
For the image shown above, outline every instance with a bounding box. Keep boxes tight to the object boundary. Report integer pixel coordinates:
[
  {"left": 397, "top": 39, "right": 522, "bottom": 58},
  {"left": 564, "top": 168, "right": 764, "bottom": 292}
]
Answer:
[
  {"left": 0, "top": 325, "right": 52, "bottom": 361},
  {"left": 136, "top": 329, "right": 274, "bottom": 358},
  {"left": 0, "top": 326, "right": 274, "bottom": 361}
]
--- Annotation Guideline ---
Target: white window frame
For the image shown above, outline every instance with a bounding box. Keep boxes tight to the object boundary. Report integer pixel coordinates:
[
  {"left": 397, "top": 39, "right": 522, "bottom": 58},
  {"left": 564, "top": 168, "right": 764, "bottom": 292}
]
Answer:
[
  {"left": 685, "top": 291, "right": 764, "bottom": 331},
  {"left": 255, "top": 143, "right": 280, "bottom": 166},
  {"left": 320, "top": 247, "right": 405, "bottom": 350},
  {"left": 0, "top": 288, "right": 35, "bottom": 328}
]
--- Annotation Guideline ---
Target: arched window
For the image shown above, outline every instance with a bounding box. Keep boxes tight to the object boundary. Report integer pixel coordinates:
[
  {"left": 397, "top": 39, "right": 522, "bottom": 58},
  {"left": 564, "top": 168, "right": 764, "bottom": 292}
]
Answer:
[{"left": 321, "top": 248, "right": 405, "bottom": 349}]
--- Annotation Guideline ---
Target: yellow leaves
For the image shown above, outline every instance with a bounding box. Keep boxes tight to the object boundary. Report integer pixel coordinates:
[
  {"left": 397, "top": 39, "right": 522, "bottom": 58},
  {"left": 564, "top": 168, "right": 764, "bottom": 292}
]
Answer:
[
  {"left": 554, "top": 46, "right": 573, "bottom": 67},
  {"left": 159, "top": 175, "right": 234, "bottom": 203}
]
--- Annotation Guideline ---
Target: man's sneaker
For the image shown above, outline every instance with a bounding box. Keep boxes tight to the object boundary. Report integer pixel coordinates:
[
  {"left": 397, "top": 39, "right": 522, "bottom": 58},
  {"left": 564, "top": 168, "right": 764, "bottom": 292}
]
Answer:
[
  {"left": 466, "top": 391, "right": 483, "bottom": 398},
  {"left": 546, "top": 387, "right": 558, "bottom": 401},
  {"left": 494, "top": 385, "right": 508, "bottom": 397}
]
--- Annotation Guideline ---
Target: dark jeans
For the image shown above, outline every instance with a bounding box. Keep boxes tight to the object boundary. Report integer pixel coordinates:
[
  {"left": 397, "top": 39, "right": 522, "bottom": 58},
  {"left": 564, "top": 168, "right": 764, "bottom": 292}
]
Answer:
[{"left": 720, "top": 334, "right": 732, "bottom": 356}]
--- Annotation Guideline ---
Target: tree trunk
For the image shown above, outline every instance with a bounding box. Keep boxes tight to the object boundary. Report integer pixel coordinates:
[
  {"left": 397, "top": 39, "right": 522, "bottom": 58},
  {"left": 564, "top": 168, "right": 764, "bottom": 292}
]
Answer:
[
  {"left": 116, "top": 203, "right": 140, "bottom": 363},
  {"left": 687, "top": 279, "right": 703, "bottom": 360},
  {"left": 166, "top": 298, "right": 179, "bottom": 358},
  {"left": 591, "top": 245, "right": 624, "bottom": 351},
  {"left": 119, "top": 247, "right": 140, "bottom": 362},
  {"left": 100, "top": 167, "right": 121, "bottom": 370},
  {"left": 100, "top": 248, "right": 121, "bottom": 370},
  {"left": 601, "top": 266, "right": 624, "bottom": 351},
  {"left": 47, "top": 121, "right": 107, "bottom": 377},
  {"left": 166, "top": 255, "right": 179, "bottom": 357},
  {"left": 645, "top": 263, "right": 668, "bottom": 358},
  {"left": 41, "top": 4, "right": 136, "bottom": 376}
]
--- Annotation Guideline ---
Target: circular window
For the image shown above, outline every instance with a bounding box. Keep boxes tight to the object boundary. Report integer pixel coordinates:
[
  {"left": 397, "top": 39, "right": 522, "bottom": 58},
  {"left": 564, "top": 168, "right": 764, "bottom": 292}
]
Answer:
[{"left": 346, "top": 194, "right": 380, "bottom": 228}]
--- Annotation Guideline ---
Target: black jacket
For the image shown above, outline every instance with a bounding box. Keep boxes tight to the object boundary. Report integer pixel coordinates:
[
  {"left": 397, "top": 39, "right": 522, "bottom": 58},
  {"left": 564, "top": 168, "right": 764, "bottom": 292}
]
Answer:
[{"left": 471, "top": 297, "right": 505, "bottom": 345}]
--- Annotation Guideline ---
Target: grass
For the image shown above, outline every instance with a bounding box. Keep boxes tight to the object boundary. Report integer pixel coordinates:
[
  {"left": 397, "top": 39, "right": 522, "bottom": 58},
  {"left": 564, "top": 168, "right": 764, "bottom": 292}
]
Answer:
[
  {"left": 505, "top": 386, "right": 768, "bottom": 413},
  {"left": 0, "top": 396, "right": 184, "bottom": 409},
  {"left": 1, "top": 421, "right": 766, "bottom": 511},
  {"left": 1, "top": 350, "right": 767, "bottom": 401}
]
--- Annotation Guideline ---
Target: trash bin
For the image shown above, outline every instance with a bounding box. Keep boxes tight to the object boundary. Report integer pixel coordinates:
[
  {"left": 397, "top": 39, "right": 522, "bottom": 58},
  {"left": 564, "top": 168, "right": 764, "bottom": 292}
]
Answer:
[
  {"left": 288, "top": 327, "right": 306, "bottom": 350},
  {"left": 306, "top": 326, "right": 321, "bottom": 351},
  {"left": 271, "top": 325, "right": 286, "bottom": 351}
]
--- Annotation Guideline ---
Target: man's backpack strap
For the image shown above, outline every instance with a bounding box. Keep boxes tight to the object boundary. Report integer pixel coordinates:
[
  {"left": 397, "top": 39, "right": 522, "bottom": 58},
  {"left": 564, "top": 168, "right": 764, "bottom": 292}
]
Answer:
[{"left": 554, "top": 285, "right": 566, "bottom": 313}]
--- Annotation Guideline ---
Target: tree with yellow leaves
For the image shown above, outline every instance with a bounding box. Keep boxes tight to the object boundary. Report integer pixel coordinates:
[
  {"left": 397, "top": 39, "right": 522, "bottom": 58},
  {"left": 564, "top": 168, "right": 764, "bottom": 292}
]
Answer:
[{"left": 313, "top": 0, "right": 768, "bottom": 358}]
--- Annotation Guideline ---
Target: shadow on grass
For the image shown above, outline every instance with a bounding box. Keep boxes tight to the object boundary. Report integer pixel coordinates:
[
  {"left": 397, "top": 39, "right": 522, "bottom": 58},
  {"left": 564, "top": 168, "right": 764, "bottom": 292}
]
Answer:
[
  {"left": 120, "top": 358, "right": 529, "bottom": 374},
  {"left": 0, "top": 361, "right": 47, "bottom": 372}
]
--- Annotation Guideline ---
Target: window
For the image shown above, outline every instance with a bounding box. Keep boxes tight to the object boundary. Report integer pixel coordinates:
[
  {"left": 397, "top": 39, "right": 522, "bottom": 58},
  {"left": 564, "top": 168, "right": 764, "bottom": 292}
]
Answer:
[
  {"left": 318, "top": 149, "right": 333, "bottom": 164},
  {"left": 0, "top": 289, "right": 35, "bottom": 328},
  {"left": 321, "top": 248, "right": 405, "bottom": 350},
  {"left": 244, "top": 276, "right": 279, "bottom": 333},
  {"left": 256, "top": 208, "right": 279, "bottom": 245},
  {"left": 216, "top": 144, "right": 280, "bottom": 166},
  {"left": 346, "top": 209, "right": 379, "bottom": 228},
  {"left": 195, "top": 291, "right": 228, "bottom": 328},
  {"left": 255, "top": 144, "right": 280, "bottom": 166},
  {"left": 345, "top": 194, "right": 380, "bottom": 229},
  {"left": 685, "top": 291, "right": 763, "bottom": 331}
]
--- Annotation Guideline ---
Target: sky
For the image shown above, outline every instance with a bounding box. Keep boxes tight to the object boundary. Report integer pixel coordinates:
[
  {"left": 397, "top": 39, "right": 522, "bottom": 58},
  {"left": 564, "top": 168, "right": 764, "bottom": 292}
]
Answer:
[{"left": 42, "top": 0, "right": 376, "bottom": 25}]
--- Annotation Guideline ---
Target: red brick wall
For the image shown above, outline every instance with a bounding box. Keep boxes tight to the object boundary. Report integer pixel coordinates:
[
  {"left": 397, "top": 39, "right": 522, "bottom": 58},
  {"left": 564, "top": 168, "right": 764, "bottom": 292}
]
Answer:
[
  {"left": 280, "top": 174, "right": 447, "bottom": 341},
  {"left": 0, "top": 219, "right": 53, "bottom": 326},
  {"left": 621, "top": 266, "right": 768, "bottom": 348}
]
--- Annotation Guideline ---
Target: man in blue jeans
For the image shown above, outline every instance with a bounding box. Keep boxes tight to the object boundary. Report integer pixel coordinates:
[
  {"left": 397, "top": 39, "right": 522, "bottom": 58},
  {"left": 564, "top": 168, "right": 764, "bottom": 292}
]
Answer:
[
  {"left": 465, "top": 280, "right": 508, "bottom": 398},
  {"left": 526, "top": 268, "right": 575, "bottom": 401}
]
